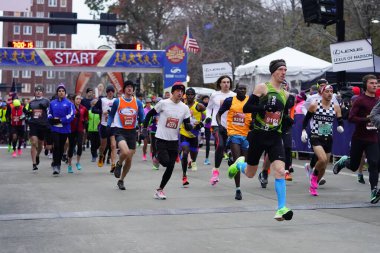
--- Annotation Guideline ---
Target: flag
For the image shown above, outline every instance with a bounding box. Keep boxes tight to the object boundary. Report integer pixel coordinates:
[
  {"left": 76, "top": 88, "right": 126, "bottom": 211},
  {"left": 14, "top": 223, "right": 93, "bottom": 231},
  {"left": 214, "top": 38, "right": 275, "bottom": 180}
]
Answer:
[
  {"left": 6, "top": 79, "right": 17, "bottom": 104},
  {"left": 183, "top": 25, "right": 200, "bottom": 54}
]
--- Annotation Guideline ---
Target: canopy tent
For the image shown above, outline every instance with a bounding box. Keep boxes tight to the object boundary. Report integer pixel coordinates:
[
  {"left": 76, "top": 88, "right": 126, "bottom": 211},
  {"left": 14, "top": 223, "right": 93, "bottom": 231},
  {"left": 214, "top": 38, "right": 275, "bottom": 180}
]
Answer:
[{"left": 234, "top": 47, "right": 332, "bottom": 92}]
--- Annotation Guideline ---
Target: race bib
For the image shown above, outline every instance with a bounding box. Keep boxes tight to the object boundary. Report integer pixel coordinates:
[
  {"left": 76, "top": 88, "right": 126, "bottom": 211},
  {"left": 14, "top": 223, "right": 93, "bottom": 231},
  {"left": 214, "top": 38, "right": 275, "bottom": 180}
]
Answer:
[
  {"left": 13, "top": 116, "right": 20, "bottom": 122},
  {"left": 318, "top": 123, "right": 332, "bottom": 135},
  {"left": 232, "top": 113, "right": 245, "bottom": 126},
  {"left": 264, "top": 112, "right": 281, "bottom": 126},
  {"left": 366, "top": 122, "right": 377, "bottom": 130},
  {"left": 33, "top": 109, "right": 43, "bottom": 119},
  {"left": 165, "top": 117, "right": 179, "bottom": 129},
  {"left": 124, "top": 115, "right": 135, "bottom": 126}
]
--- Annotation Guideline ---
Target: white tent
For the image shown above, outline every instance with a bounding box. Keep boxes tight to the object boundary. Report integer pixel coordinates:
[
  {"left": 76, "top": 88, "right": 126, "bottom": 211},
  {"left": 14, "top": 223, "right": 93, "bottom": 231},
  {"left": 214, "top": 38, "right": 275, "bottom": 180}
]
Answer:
[{"left": 234, "top": 47, "right": 332, "bottom": 91}]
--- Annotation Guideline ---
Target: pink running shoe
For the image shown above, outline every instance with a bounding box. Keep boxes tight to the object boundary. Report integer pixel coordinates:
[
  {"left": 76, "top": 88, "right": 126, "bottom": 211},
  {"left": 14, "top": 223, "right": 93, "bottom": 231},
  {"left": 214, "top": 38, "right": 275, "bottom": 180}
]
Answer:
[
  {"left": 309, "top": 174, "right": 319, "bottom": 196},
  {"left": 142, "top": 154, "right": 147, "bottom": 161},
  {"left": 12, "top": 151, "right": 17, "bottom": 158},
  {"left": 18, "top": 149, "right": 22, "bottom": 156},
  {"left": 210, "top": 169, "right": 220, "bottom": 186}
]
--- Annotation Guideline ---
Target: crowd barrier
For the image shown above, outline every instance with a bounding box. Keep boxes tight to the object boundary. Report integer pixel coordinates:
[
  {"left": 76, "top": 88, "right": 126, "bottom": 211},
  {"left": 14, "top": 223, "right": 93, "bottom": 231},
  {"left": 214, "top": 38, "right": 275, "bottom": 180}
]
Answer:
[{"left": 291, "top": 114, "right": 355, "bottom": 157}]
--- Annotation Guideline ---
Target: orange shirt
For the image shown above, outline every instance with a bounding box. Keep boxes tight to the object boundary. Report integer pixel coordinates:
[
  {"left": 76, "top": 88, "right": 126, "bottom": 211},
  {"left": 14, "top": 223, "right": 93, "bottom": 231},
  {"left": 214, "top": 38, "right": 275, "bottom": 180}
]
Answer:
[{"left": 226, "top": 96, "right": 252, "bottom": 136}]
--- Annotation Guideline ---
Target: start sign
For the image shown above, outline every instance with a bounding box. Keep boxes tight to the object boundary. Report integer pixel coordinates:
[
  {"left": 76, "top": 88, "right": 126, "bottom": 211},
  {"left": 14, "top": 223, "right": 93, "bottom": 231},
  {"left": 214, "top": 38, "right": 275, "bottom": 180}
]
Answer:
[{"left": 44, "top": 50, "right": 108, "bottom": 66}]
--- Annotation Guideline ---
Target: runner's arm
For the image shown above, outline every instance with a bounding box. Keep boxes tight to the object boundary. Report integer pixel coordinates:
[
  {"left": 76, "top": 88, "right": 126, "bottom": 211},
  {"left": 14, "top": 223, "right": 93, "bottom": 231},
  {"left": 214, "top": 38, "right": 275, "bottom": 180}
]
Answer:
[
  {"left": 216, "top": 97, "right": 232, "bottom": 127},
  {"left": 143, "top": 108, "right": 157, "bottom": 128},
  {"left": 136, "top": 99, "right": 145, "bottom": 125},
  {"left": 107, "top": 99, "right": 119, "bottom": 127}
]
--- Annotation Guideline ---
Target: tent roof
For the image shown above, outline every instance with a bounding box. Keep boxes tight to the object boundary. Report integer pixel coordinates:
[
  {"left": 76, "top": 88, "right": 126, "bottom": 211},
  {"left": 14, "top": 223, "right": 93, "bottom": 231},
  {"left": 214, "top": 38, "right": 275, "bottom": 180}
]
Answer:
[{"left": 235, "top": 47, "right": 332, "bottom": 77}]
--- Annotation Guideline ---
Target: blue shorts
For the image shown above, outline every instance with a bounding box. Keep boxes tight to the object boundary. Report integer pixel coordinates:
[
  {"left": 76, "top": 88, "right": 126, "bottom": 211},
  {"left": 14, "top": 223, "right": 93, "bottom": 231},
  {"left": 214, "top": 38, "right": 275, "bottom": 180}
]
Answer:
[{"left": 227, "top": 135, "right": 249, "bottom": 150}]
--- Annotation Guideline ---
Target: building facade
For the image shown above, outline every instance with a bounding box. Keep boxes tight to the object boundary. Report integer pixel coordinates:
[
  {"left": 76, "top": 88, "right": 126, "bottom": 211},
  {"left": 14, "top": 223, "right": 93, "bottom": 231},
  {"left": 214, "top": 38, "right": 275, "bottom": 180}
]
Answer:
[{"left": 1, "top": 0, "right": 73, "bottom": 99}]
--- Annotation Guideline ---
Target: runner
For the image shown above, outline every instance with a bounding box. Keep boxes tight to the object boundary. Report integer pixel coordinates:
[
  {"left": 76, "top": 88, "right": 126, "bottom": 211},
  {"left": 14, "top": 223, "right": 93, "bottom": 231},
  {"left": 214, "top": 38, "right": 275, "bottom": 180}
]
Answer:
[
  {"left": 48, "top": 84, "right": 75, "bottom": 175},
  {"left": 301, "top": 84, "right": 344, "bottom": 196},
  {"left": 142, "top": 97, "right": 153, "bottom": 161},
  {"left": 200, "top": 95, "right": 212, "bottom": 165},
  {"left": 143, "top": 98, "right": 161, "bottom": 170},
  {"left": 179, "top": 88, "right": 205, "bottom": 186},
  {"left": 333, "top": 74, "right": 380, "bottom": 204},
  {"left": 24, "top": 85, "right": 51, "bottom": 171},
  {"left": 228, "top": 59, "right": 293, "bottom": 221},
  {"left": 108, "top": 80, "right": 144, "bottom": 190},
  {"left": 87, "top": 99, "right": 101, "bottom": 162},
  {"left": 143, "top": 82, "right": 191, "bottom": 199},
  {"left": 6, "top": 99, "right": 25, "bottom": 157},
  {"left": 205, "top": 75, "right": 236, "bottom": 186},
  {"left": 218, "top": 83, "right": 252, "bottom": 200}
]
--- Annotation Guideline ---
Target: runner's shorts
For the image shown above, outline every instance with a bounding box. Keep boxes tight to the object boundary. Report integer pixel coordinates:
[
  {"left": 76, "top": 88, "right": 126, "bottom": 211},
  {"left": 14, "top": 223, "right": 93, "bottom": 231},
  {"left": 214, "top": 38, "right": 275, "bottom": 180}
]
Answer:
[
  {"left": 114, "top": 128, "right": 137, "bottom": 150},
  {"left": 227, "top": 135, "right": 249, "bottom": 150},
  {"left": 310, "top": 134, "right": 333, "bottom": 154},
  {"left": 29, "top": 123, "right": 52, "bottom": 144},
  {"left": 247, "top": 130, "right": 285, "bottom": 165}
]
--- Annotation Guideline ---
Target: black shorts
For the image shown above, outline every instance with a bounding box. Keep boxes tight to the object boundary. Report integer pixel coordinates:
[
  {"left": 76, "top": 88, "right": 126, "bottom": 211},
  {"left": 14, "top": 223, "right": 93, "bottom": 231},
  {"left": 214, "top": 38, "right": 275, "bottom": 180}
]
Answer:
[
  {"left": 310, "top": 134, "right": 333, "bottom": 154},
  {"left": 99, "top": 125, "right": 116, "bottom": 139},
  {"left": 114, "top": 128, "right": 137, "bottom": 150},
  {"left": 247, "top": 130, "right": 285, "bottom": 166},
  {"left": 29, "top": 123, "right": 52, "bottom": 143},
  {"left": 11, "top": 125, "right": 24, "bottom": 137},
  {"left": 180, "top": 134, "right": 198, "bottom": 149}
]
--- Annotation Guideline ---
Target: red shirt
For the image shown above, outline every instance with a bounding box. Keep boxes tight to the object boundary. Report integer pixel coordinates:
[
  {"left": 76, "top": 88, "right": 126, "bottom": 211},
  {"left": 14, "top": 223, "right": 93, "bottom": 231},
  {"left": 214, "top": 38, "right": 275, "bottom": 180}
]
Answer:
[{"left": 70, "top": 104, "right": 88, "bottom": 133}]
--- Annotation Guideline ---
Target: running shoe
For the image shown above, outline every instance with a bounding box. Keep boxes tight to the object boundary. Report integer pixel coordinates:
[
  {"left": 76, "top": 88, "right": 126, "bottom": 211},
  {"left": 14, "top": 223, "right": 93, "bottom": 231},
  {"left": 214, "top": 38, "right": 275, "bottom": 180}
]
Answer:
[
  {"left": 176, "top": 155, "right": 180, "bottom": 163},
  {"left": 318, "top": 177, "right": 326, "bottom": 186},
  {"left": 204, "top": 158, "right": 211, "bottom": 165},
  {"left": 48, "top": 153, "right": 53, "bottom": 159},
  {"left": 152, "top": 164, "right": 159, "bottom": 170},
  {"left": 191, "top": 162, "right": 197, "bottom": 171},
  {"left": 274, "top": 207, "right": 293, "bottom": 221},
  {"left": 76, "top": 163, "right": 82, "bottom": 171},
  {"left": 223, "top": 152, "right": 229, "bottom": 160},
  {"left": 114, "top": 161, "right": 122, "bottom": 178},
  {"left": 98, "top": 155, "right": 104, "bottom": 167},
  {"left": 370, "top": 188, "right": 380, "bottom": 204},
  {"left": 52, "top": 166, "right": 60, "bottom": 175},
  {"left": 142, "top": 154, "right": 147, "bottom": 161},
  {"left": 227, "top": 156, "right": 246, "bottom": 179},
  {"left": 235, "top": 190, "right": 242, "bottom": 200},
  {"left": 288, "top": 166, "right": 294, "bottom": 173},
  {"left": 309, "top": 174, "right": 318, "bottom": 196},
  {"left": 182, "top": 176, "right": 189, "bottom": 187},
  {"left": 117, "top": 180, "right": 126, "bottom": 190},
  {"left": 67, "top": 165, "right": 73, "bottom": 173},
  {"left": 154, "top": 189, "right": 166, "bottom": 200},
  {"left": 17, "top": 149, "right": 22, "bottom": 156},
  {"left": 12, "top": 151, "right": 17, "bottom": 158},
  {"left": 285, "top": 171, "right": 293, "bottom": 181},
  {"left": 258, "top": 172, "right": 268, "bottom": 188},
  {"left": 333, "top": 155, "right": 348, "bottom": 174},
  {"left": 358, "top": 174, "right": 365, "bottom": 184},
  {"left": 33, "top": 164, "right": 38, "bottom": 171},
  {"left": 210, "top": 169, "right": 220, "bottom": 186},
  {"left": 7, "top": 144, "right": 12, "bottom": 153},
  {"left": 304, "top": 163, "right": 312, "bottom": 179},
  {"left": 36, "top": 156, "right": 40, "bottom": 166},
  {"left": 91, "top": 156, "right": 96, "bottom": 162}
]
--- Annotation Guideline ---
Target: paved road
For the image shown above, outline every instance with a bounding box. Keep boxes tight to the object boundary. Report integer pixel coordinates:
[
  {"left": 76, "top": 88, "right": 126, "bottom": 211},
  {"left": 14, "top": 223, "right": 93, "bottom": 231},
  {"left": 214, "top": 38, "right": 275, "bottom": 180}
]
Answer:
[{"left": 0, "top": 145, "right": 379, "bottom": 253}]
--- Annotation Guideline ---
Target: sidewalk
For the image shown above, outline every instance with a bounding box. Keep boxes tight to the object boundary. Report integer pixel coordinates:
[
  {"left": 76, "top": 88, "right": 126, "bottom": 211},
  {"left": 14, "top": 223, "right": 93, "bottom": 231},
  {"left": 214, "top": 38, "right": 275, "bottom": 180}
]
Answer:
[{"left": 0, "top": 145, "right": 379, "bottom": 253}]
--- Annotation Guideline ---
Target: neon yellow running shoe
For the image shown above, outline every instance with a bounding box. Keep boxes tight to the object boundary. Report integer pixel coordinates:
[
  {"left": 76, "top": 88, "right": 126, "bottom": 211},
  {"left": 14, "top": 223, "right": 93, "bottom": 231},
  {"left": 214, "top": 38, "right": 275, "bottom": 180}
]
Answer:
[
  {"left": 274, "top": 207, "right": 293, "bottom": 221},
  {"left": 227, "top": 156, "right": 245, "bottom": 179}
]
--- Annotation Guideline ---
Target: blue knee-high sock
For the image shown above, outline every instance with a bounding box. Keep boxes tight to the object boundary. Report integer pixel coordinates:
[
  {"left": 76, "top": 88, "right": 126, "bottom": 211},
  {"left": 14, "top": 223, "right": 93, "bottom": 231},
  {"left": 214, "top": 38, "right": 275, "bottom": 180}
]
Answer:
[{"left": 275, "top": 178, "right": 286, "bottom": 209}]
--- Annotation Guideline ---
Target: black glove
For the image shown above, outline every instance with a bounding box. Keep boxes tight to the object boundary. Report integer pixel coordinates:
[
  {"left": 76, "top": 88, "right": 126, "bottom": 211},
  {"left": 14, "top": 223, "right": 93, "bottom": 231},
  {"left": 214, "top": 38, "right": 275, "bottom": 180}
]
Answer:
[
  {"left": 263, "top": 104, "right": 278, "bottom": 112},
  {"left": 141, "top": 128, "right": 148, "bottom": 138},
  {"left": 218, "top": 125, "right": 227, "bottom": 136},
  {"left": 194, "top": 121, "right": 204, "bottom": 131},
  {"left": 204, "top": 117, "right": 211, "bottom": 124}
]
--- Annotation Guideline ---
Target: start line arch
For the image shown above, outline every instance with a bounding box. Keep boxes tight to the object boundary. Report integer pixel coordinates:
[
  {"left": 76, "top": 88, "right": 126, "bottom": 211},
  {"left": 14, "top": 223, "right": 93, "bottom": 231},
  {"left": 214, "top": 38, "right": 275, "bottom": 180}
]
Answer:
[{"left": 0, "top": 44, "right": 187, "bottom": 94}]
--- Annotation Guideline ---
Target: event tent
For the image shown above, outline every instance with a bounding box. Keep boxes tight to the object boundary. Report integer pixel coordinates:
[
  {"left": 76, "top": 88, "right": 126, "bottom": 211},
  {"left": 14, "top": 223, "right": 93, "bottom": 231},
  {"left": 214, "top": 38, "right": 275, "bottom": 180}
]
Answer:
[{"left": 234, "top": 47, "right": 332, "bottom": 91}]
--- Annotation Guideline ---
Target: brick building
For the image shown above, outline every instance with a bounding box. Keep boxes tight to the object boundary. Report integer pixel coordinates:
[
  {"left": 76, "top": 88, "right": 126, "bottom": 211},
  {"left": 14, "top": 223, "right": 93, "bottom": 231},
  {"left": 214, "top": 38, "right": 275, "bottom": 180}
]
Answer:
[{"left": 1, "top": 0, "right": 73, "bottom": 99}]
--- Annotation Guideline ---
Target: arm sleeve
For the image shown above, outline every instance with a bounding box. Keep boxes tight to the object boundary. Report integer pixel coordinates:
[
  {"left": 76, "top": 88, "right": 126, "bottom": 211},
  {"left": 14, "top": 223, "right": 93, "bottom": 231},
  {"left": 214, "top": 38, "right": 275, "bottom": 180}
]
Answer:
[
  {"left": 107, "top": 99, "right": 119, "bottom": 127},
  {"left": 243, "top": 94, "right": 264, "bottom": 113},
  {"left": 284, "top": 95, "right": 295, "bottom": 114},
  {"left": 217, "top": 97, "right": 232, "bottom": 116},
  {"left": 302, "top": 111, "right": 314, "bottom": 130},
  {"left": 137, "top": 99, "right": 145, "bottom": 125},
  {"left": 143, "top": 108, "right": 157, "bottom": 128},
  {"left": 91, "top": 98, "right": 102, "bottom": 114}
]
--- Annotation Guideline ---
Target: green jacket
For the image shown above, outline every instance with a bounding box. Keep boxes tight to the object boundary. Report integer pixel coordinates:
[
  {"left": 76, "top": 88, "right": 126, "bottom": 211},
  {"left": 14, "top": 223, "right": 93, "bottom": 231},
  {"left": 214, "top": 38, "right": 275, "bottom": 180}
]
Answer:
[{"left": 88, "top": 110, "right": 100, "bottom": 132}]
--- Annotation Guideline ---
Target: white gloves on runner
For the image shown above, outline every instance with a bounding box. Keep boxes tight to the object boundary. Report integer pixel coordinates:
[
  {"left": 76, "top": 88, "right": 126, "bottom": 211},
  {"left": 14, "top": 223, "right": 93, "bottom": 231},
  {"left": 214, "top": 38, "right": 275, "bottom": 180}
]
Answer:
[
  {"left": 337, "top": 126, "right": 344, "bottom": 133},
  {"left": 301, "top": 130, "right": 308, "bottom": 143}
]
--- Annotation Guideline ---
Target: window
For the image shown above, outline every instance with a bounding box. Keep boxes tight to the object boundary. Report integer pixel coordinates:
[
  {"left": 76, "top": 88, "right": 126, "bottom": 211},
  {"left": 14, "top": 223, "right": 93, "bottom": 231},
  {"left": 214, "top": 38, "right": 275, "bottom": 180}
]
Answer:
[
  {"left": 59, "top": 72, "right": 65, "bottom": 79},
  {"left": 46, "top": 84, "right": 54, "bottom": 94},
  {"left": 47, "top": 41, "right": 56, "bottom": 48},
  {"left": 37, "top": 0, "right": 44, "bottom": 3},
  {"left": 36, "top": 12, "right": 44, "bottom": 18},
  {"left": 13, "top": 25, "right": 20, "bottom": 34},
  {"left": 58, "top": 41, "right": 66, "bottom": 48},
  {"left": 36, "top": 26, "right": 44, "bottom": 33},
  {"left": 47, "top": 71, "right": 55, "bottom": 79},
  {"left": 48, "top": 0, "right": 57, "bottom": 7},
  {"left": 35, "top": 70, "right": 43, "bottom": 77},
  {"left": 60, "top": 0, "right": 67, "bottom": 7},
  {"left": 23, "top": 12, "right": 32, "bottom": 17},
  {"left": 48, "top": 27, "right": 56, "bottom": 36},
  {"left": 22, "top": 83, "right": 31, "bottom": 93},
  {"left": 23, "top": 26, "right": 32, "bottom": 35},
  {"left": 22, "top": 70, "right": 31, "bottom": 78},
  {"left": 12, "top": 70, "right": 19, "bottom": 78},
  {"left": 36, "top": 41, "right": 44, "bottom": 48}
]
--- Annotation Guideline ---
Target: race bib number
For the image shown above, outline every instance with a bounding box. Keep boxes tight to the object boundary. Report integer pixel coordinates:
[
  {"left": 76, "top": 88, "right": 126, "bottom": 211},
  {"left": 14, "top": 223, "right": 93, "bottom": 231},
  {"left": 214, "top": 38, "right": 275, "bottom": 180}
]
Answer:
[
  {"left": 366, "top": 122, "right": 377, "bottom": 130},
  {"left": 165, "top": 117, "right": 179, "bottom": 129},
  {"left": 13, "top": 116, "right": 20, "bottom": 122},
  {"left": 318, "top": 123, "right": 332, "bottom": 135},
  {"left": 33, "top": 109, "right": 43, "bottom": 119},
  {"left": 264, "top": 112, "right": 281, "bottom": 126},
  {"left": 232, "top": 113, "right": 245, "bottom": 126},
  {"left": 124, "top": 115, "right": 135, "bottom": 126}
]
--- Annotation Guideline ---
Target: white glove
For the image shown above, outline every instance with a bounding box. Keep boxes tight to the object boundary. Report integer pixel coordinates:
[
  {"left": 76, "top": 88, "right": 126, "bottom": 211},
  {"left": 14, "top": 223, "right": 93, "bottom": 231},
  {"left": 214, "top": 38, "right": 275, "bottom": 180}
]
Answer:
[
  {"left": 301, "top": 130, "right": 308, "bottom": 143},
  {"left": 337, "top": 126, "right": 344, "bottom": 133}
]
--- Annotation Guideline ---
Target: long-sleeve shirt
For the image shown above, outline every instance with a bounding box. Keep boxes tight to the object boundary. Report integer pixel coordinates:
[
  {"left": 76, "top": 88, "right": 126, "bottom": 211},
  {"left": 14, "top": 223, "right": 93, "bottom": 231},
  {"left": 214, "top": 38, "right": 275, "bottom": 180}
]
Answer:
[
  {"left": 48, "top": 98, "right": 75, "bottom": 134},
  {"left": 70, "top": 104, "right": 89, "bottom": 133},
  {"left": 206, "top": 90, "right": 235, "bottom": 127},
  {"left": 349, "top": 94, "right": 378, "bottom": 143}
]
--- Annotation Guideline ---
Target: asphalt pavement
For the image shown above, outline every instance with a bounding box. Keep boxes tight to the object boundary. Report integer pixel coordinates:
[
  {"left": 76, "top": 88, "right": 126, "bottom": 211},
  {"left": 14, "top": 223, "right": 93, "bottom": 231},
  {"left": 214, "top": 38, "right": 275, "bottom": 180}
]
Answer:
[{"left": 0, "top": 144, "right": 379, "bottom": 253}]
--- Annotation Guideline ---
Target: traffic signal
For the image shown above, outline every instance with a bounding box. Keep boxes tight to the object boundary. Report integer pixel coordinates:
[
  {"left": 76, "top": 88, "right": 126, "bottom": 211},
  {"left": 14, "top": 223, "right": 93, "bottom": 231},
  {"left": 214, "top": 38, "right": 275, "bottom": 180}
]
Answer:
[
  {"left": 301, "top": 0, "right": 338, "bottom": 26},
  {"left": 116, "top": 43, "right": 143, "bottom": 50}
]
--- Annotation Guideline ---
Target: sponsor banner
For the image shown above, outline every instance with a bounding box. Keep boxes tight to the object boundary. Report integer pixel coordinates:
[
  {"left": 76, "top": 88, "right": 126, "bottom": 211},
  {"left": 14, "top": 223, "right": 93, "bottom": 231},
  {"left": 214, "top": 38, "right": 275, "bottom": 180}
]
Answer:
[
  {"left": 0, "top": 48, "right": 166, "bottom": 69},
  {"left": 202, "top": 62, "right": 233, "bottom": 84},
  {"left": 330, "top": 39, "right": 374, "bottom": 72},
  {"left": 163, "top": 44, "right": 187, "bottom": 90},
  {"left": 75, "top": 72, "right": 93, "bottom": 94}
]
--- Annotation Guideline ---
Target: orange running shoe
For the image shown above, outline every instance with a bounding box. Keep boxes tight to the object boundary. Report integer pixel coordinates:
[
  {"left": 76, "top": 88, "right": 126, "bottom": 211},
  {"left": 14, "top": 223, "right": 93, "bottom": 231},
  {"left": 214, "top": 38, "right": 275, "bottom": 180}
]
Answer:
[
  {"left": 285, "top": 171, "right": 293, "bottom": 181},
  {"left": 98, "top": 155, "right": 104, "bottom": 167}
]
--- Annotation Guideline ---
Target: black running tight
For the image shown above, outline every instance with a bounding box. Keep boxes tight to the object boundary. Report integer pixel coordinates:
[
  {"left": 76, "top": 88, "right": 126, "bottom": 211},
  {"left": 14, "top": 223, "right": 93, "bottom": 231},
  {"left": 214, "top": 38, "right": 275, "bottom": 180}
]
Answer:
[{"left": 156, "top": 138, "right": 178, "bottom": 189}]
